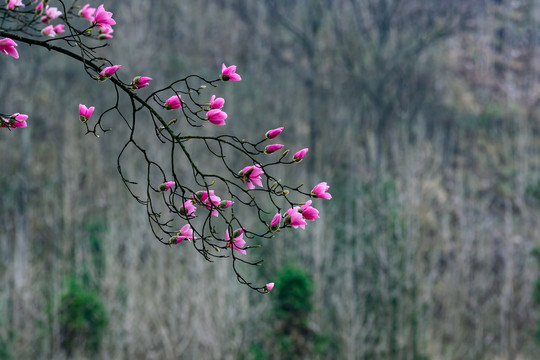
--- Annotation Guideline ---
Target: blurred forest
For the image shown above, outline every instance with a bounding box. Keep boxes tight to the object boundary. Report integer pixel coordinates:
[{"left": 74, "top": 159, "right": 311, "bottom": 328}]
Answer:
[{"left": 3, "top": 0, "right": 540, "bottom": 359}]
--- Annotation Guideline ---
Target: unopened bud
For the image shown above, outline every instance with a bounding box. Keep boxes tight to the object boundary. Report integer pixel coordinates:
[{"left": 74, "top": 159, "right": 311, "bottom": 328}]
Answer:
[
  {"left": 219, "top": 200, "right": 232, "bottom": 209},
  {"left": 283, "top": 215, "right": 291, "bottom": 227},
  {"left": 194, "top": 191, "right": 204, "bottom": 199},
  {"left": 98, "top": 34, "right": 111, "bottom": 41},
  {"left": 243, "top": 167, "right": 254, "bottom": 178},
  {"left": 200, "top": 85, "right": 207, "bottom": 89},
  {"left": 158, "top": 184, "right": 168, "bottom": 192}
]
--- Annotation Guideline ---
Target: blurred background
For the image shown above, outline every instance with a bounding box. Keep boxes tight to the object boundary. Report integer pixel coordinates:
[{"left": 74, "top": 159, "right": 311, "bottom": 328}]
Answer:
[{"left": 3, "top": 0, "right": 540, "bottom": 359}]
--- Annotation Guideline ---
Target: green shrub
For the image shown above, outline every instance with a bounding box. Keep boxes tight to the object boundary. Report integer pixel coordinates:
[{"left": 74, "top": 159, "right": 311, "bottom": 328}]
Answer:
[
  {"left": 58, "top": 277, "right": 108, "bottom": 356},
  {"left": 274, "top": 265, "right": 314, "bottom": 320}
]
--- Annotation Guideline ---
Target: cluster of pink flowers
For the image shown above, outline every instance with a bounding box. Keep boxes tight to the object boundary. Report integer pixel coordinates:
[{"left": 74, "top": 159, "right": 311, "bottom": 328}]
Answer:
[
  {"left": 280, "top": 182, "right": 331, "bottom": 231},
  {"left": 197, "top": 190, "right": 233, "bottom": 217},
  {"left": 1, "top": 113, "right": 28, "bottom": 129},
  {"left": 76, "top": 4, "right": 116, "bottom": 39},
  {"left": 159, "top": 183, "right": 233, "bottom": 219},
  {"left": 7, "top": 0, "right": 23, "bottom": 10},
  {"left": 206, "top": 95, "right": 227, "bottom": 125},
  {"left": 34, "top": 3, "right": 64, "bottom": 37},
  {"left": 200, "top": 64, "right": 242, "bottom": 125},
  {"left": 40, "top": 4, "right": 62, "bottom": 23},
  {"left": 264, "top": 126, "right": 285, "bottom": 154}
]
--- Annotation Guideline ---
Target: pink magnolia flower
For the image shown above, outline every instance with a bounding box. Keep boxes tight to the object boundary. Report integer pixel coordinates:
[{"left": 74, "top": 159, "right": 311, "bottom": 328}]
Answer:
[
  {"left": 300, "top": 200, "right": 319, "bottom": 221},
  {"left": 35, "top": 1, "right": 43, "bottom": 14},
  {"left": 265, "top": 127, "right": 284, "bottom": 140},
  {"left": 206, "top": 109, "right": 227, "bottom": 126},
  {"left": 2, "top": 113, "right": 28, "bottom": 129},
  {"left": 54, "top": 24, "right": 65, "bottom": 35},
  {"left": 132, "top": 76, "right": 152, "bottom": 89},
  {"left": 311, "top": 182, "right": 332, "bottom": 199},
  {"left": 175, "top": 224, "right": 195, "bottom": 244},
  {"left": 79, "top": 4, "right": 95, "bottom": 22},
  {"left": 0, "top": 38, "right": 18, "bottom": 59},
  {"left": 240, "top": 164, "right": 264, "bottom": 190},
  {"left": 209, "top": 95, "right": 225, "bottom": 109},
  {"left": 265, "top": 282, "right": 274, "bottom": 292},
  {"left": 226, "top": 229, "right": 246, "bottom": 255},
  {"left": 7, "top": 0, "right": 24, "bottom": 10},
  {"left": 265, "top": 144, "right": 284, "bottom": 154},
  {"left": 99, "top": 65, "right": 121, "bottom": 80},
  {"left": 286, "top": 207, "right": 307, "bottom": 229},
  {"left": 198, "top": 190, "right": 221, "bottom": 217},
  {"left": 41, "top": 5, "right": 62, "bottom": 23},
  {"left": 93, "top": 4, "right": 116, "bottom": 27},
  {"left": 79, "top": 104, "right": 95, "bottom": 122},
  {"left": 293, "top": 148, "right": 308, "bottom": 162},
  {"left": 270, "top": 212, "right": 281, "bottom": 231},
  {"left": 41, "top": 25, "right": 56, "bottom": 37},
  {"left": 165, "top": 95, "right": 182, "bottom": 110},
  {"left": 220, "top": 63, "right": 242, "bottom": 81},
  {"left": 159, "top": 181, "right": 175, "bottom": 192},
  {"left": 219, "top": 200, "right": 233, "bottom": 209},
  {"left": 180, "top": 200, "right": 197, "bottom": 217},
  {"left": 98, "top": 24, "right": 114, "bottom": 39}
]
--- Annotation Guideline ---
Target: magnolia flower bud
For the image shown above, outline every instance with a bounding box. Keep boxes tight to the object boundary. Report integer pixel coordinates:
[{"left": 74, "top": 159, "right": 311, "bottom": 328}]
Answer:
[
  {"left": 242, "top": 167, "right": 254, "bottom": 178},
  {"left": 283, "top": 215, "right": 291, "bottom": 227},
  {"left": 232, "top": 229, "right": 243, "bottom": 239},
  {"left": 98, "top": 33, "right": 112, "bottom": 40},
  {"left": 158, "top": 184, "right": 168, "bottom": 192},
  {"left": 264, "top": 282, "right": 274, "bottom": 292},
  {"left": 219, "top": 200, "right": 232, "bottom": 209},
  {"left": 194, "top": 191, "right": 204, "bottom": 199}
]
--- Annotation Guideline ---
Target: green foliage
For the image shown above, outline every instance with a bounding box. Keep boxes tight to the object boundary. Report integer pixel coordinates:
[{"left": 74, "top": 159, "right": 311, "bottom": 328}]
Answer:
[
  {"left": 81, "top": 217, "right": 107, "bottom": 289},
  {"left": 58, "top": 277, "right": 108, "bottom": 356},
  {"left": 274, "top": 265, "right": 314, "bottom": 320},
  {"left": 531, "top": 248, "right": 540, "bottom": 345},
  {"left": 526, "top": 180, "right": 540, "bottom": 207},
  {"left": 0, "top": 334, "right": 12, "bottom": 360},
  {"left": 246, "top": 344, "right": 269, "bottom": 360}
]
